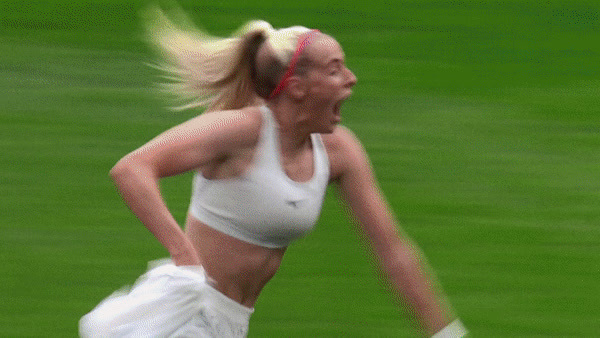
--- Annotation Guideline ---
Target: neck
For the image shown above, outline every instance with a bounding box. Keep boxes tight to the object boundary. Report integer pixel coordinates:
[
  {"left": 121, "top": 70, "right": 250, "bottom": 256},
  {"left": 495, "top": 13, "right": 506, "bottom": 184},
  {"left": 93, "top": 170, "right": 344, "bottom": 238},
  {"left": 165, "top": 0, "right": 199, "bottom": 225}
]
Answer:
[{"left": 266, "top": 100, "right": 313, "bottom": 155}]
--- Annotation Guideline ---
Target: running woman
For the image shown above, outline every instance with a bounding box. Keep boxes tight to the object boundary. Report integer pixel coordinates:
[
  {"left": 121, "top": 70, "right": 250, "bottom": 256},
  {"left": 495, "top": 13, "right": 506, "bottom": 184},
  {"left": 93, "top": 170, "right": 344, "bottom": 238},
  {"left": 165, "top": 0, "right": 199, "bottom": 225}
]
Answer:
[{"left": 80, "top": 6, "right": 467, "bottom": 337}]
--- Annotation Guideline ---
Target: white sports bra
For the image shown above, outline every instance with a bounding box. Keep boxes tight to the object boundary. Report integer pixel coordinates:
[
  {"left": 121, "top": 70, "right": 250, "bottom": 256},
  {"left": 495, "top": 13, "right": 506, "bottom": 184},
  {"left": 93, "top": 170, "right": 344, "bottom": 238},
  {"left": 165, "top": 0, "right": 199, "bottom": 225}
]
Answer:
[{"left": 188, "top": 106, "right": 330, "bottom": 248}]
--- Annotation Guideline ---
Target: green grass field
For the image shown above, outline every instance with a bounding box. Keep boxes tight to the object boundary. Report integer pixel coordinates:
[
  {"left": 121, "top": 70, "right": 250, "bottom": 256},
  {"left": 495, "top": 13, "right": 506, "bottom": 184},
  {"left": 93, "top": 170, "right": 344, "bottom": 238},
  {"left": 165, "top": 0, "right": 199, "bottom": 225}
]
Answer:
[{"left": 1, "top": 0, "right": 599, "bottom": 336}]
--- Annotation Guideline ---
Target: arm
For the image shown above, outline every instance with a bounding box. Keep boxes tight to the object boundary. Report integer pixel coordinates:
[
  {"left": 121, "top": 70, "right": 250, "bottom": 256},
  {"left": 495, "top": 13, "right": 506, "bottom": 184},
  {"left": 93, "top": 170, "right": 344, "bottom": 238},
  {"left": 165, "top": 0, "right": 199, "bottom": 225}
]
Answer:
[
  {"left": 109, "top": 109, "right": 260, "bottom": 266},
  {"left": 328, "top": 127, "right": 463, "bottom": 336}
]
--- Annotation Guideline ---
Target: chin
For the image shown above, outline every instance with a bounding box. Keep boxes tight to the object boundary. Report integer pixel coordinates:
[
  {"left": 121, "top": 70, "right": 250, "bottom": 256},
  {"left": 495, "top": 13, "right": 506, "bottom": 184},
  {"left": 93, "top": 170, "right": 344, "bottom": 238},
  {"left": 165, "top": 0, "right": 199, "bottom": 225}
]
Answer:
[{"left": 319, "top": 123, "right": 338, "bottom": 134}]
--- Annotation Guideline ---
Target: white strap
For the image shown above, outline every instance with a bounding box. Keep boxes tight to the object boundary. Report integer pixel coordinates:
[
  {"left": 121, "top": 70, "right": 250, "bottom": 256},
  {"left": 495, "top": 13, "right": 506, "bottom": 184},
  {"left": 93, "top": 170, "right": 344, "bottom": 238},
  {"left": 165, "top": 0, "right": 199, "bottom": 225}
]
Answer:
[{"left": 431, "top": 319, "right": 468, "bottom": 338}]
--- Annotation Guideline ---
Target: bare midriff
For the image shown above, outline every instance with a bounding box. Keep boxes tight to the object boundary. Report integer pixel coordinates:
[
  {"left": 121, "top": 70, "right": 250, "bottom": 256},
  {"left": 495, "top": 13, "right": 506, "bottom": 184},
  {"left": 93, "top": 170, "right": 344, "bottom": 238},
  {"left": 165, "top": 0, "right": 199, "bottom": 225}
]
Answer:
[{"left": 184, "top": 215, "right": 286, "bottom": 308}]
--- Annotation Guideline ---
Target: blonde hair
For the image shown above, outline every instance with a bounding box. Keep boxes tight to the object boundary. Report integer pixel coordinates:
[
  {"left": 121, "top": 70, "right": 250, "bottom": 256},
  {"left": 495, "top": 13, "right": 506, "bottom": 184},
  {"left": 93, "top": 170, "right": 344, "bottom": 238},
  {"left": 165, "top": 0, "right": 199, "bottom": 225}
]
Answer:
[{"left": 143, "top": 5, "right": 313, "bottom": 112}]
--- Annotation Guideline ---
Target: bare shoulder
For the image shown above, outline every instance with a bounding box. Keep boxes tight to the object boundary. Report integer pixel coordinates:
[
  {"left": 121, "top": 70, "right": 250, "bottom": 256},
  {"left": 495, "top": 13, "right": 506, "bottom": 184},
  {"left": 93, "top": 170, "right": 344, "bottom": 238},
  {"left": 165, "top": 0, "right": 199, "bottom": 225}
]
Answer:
[
  {"left": 321, "top": 125, "right": 370, "bottom": 182},
  {"left": 145, "top": 106, "right": 264, "bottom": 158},
  {"left": 121, "top": 106, "right": 265, "bottom": 178},
  {"left": 174, "top": 106, "right": 263, "bottom": 146}
]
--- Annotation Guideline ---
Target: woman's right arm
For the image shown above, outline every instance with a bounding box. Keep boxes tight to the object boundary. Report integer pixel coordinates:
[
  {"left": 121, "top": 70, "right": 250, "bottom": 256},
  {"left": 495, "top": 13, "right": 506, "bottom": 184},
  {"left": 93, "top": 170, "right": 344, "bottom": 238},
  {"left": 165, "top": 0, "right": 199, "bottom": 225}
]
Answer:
[{"left": 109, "top": 109, "right": 260, "bottom": 265}]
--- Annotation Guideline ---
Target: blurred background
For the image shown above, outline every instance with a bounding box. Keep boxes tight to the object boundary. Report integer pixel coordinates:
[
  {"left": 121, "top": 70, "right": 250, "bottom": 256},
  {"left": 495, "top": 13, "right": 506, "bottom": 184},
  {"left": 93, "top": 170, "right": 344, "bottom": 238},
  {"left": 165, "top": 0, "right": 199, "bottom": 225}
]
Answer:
[{"left": 1, "top": 0, "right": 599, "bottom": 336}]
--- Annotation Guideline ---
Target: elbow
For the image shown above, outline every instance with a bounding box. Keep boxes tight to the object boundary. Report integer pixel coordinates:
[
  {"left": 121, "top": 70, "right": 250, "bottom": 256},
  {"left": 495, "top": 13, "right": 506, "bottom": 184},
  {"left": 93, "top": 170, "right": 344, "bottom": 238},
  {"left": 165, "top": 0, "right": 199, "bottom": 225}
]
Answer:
[
  {"left": 381, "top": 243, "right": 427, "bottom": 292},
  {"left": 109, "top": 155, "right": 157, "bottom": 186},
  {"left": 109, "top": 158, "right": 130, "bottom": 181},
  {"left": 109, "top": 156, "right": 145, "bottom": 186},
  {"left": 387, "top": 249, "right": 422, "bottom": 280}
]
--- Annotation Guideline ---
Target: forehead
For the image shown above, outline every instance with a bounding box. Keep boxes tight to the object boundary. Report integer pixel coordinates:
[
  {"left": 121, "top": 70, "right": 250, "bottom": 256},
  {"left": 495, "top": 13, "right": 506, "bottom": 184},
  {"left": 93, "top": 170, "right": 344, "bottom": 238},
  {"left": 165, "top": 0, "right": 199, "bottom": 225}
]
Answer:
[{"left": 304, "top": 35, "right": 345, "bottom": 66}]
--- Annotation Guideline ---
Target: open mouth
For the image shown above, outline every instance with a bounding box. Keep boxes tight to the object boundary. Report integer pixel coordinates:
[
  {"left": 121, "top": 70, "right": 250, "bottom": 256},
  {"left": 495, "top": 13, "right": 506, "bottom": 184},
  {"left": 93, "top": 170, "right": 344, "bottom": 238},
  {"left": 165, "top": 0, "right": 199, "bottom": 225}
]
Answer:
[
  {"left": 333, "top": 93, "right": 351, "bottom": 119},
  {"left": 333, "top": 101, "right": 342, "bottom": 116}
]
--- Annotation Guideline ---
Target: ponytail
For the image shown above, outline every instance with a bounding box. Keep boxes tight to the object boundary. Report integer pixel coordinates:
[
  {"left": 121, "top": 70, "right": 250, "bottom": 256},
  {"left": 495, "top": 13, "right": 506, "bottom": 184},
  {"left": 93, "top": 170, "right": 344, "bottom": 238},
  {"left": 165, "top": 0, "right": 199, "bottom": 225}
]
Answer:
[{"left": 143, "top": 5, "right": 313, "bottom": 112}]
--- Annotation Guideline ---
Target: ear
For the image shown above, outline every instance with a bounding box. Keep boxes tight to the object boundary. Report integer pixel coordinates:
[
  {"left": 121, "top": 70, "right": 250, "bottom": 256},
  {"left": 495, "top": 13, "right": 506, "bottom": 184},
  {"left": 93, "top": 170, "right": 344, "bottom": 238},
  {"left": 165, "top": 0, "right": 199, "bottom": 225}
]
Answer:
[{"left": 285, "top": 76, "right": 308, "bottom": 100}]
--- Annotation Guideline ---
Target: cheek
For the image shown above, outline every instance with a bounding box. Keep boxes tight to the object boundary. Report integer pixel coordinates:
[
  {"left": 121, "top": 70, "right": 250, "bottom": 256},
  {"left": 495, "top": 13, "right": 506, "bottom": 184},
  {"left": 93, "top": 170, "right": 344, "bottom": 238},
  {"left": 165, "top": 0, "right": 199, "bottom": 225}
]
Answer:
[
  {"left": 329, "top": 76, "right": 346, "bottom": 94},
  {"left": 309, "top": 83, "right": 333, "bottom": 101},
  {"left": 316, "top": 78, "right": 343, "bottom": 98},
  {"left": 309, "top": 72, "right": 341, "bottom": 91}
]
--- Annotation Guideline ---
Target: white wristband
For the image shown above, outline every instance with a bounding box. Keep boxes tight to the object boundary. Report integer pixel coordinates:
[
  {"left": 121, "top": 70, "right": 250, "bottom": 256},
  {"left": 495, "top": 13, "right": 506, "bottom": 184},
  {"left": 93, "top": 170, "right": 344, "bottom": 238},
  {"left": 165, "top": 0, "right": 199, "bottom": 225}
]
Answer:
[{"left": 431, "top": 319, "right": 468, "bottom": 338}]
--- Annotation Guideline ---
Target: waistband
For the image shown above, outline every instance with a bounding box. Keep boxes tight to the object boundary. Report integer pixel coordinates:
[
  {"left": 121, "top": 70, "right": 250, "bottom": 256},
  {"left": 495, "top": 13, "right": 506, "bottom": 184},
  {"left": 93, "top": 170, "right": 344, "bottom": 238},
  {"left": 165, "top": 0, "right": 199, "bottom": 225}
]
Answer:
[
  {"left": 146, "top": 259, "right": 254, "bottom": 323},
  {"left": 204, "top": 282, "right": 255, "bottom": 323}
]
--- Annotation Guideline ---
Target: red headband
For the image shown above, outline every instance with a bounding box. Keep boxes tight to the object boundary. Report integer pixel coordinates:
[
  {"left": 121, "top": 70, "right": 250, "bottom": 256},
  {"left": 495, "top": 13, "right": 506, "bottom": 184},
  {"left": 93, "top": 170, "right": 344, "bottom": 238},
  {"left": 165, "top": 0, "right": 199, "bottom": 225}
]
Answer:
[{"left": 268, "top": 29, "right": 320, "bottom": 99}]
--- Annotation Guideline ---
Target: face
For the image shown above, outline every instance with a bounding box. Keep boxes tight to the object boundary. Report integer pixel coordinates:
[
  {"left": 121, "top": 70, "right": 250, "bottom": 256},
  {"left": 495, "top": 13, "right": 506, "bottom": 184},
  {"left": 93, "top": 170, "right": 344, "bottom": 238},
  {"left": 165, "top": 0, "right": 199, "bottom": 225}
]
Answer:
[{"left": 301, "top": 35, "right": 357, "bottom": 133}]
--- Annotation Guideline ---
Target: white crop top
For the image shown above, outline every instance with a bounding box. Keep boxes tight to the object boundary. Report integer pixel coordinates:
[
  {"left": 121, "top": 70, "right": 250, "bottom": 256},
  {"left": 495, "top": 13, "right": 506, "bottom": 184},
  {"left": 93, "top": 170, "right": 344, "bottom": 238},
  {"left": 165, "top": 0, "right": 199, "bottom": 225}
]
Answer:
[{"left": 188, "top": 106, "right": 330, "bottom": 248}]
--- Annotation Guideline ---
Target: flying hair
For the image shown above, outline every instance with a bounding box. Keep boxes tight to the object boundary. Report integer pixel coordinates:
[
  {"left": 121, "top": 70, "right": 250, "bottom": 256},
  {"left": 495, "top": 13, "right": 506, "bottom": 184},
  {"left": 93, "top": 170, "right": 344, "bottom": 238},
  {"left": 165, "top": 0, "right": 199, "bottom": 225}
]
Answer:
[{"left": 142, "top": 4, "right": 313, "bottom": 113}]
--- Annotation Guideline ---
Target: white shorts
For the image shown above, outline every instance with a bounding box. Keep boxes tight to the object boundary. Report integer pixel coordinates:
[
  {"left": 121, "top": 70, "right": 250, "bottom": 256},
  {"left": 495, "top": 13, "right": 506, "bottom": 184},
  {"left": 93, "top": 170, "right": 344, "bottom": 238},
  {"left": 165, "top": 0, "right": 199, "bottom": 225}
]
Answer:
[{"left": 79, "top": 259, "right": 254, "bottom": 337}]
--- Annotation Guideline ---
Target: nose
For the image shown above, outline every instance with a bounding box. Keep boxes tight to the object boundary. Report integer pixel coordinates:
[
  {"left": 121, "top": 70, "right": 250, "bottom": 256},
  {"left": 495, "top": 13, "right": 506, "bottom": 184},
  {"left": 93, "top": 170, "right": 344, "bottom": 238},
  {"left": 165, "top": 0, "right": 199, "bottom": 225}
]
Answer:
[{"left": 345, "top": 67, "right": 357, "bottom": 87}]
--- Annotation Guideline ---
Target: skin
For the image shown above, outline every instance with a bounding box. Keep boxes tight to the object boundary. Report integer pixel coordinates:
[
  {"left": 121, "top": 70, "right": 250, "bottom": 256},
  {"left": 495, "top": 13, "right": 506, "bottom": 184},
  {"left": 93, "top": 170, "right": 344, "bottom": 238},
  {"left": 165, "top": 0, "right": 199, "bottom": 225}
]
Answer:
[{"left": 109, "top": 34, "right": 454, "bottom": 335}]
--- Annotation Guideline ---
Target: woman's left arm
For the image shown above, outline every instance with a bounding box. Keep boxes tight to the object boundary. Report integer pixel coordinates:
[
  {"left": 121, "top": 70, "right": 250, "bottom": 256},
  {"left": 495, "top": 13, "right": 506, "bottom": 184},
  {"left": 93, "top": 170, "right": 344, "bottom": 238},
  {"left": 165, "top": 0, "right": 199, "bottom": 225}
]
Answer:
[{"left": 327, "top": 127, "right": 464, "bottom": 336}]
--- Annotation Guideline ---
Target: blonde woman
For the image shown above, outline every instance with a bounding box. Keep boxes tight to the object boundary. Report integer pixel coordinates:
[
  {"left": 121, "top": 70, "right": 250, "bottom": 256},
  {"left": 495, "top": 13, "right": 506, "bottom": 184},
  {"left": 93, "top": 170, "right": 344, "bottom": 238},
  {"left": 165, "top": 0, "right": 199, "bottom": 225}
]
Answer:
[{"left": 80, "top": 6, "right": 467, "bottom": 338}]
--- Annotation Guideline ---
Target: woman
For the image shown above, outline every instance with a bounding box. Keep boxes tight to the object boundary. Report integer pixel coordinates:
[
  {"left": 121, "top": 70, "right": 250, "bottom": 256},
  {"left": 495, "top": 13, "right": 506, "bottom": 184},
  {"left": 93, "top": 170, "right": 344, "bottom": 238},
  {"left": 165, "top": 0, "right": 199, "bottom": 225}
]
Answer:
[{"left": 80, "top": 6, "right": 467, "bottom": 337}]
